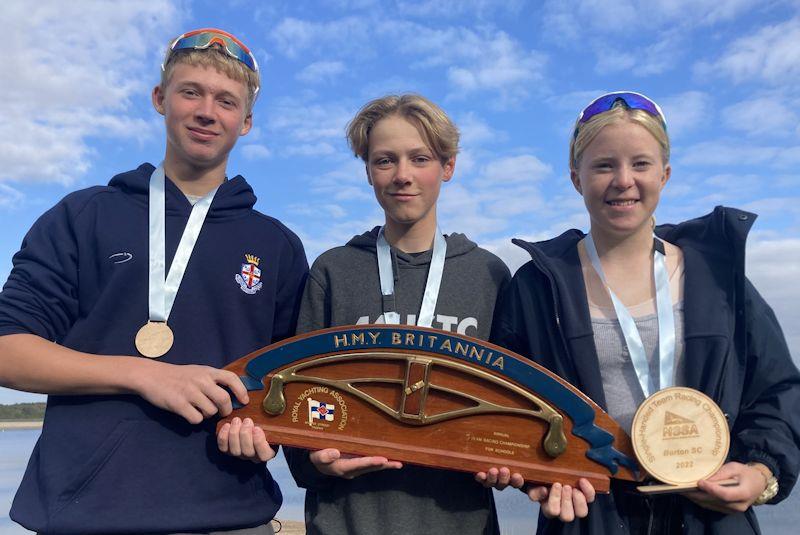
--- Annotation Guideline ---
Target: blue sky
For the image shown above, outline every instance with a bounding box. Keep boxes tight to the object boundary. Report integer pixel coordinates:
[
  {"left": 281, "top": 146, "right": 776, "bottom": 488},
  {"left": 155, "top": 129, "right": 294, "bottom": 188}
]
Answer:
[{"left": 1, "top": 0, "right": 799, "bottom": 403}]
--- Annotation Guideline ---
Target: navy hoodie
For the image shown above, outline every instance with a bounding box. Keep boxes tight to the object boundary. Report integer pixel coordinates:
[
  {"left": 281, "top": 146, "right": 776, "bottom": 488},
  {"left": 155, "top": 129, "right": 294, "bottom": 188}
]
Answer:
[{"left": 0, "top": 163, "right": 308, "bottom": 534}]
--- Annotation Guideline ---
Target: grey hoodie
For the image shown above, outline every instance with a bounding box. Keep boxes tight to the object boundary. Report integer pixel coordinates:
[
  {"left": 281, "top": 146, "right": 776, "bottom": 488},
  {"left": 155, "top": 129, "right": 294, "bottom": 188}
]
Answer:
[{"left": 288, "top": 227, "right": 511, "bottom": 535}]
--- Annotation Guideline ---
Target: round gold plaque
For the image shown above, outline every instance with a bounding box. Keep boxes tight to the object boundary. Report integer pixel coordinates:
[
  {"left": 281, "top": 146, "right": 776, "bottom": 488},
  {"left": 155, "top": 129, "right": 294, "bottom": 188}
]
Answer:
[
  {"left": 631, "top": 386, "right": 729, "bottom": 486},
  {"left": 135, "top": 321, "right": 174, "bottom": 359}
]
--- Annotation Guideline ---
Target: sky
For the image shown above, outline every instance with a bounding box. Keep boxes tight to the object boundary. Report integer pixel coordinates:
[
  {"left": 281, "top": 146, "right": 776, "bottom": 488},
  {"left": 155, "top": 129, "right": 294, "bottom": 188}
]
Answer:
[{"left": 1, "top": 0, "right": 799, "bottom": 404}]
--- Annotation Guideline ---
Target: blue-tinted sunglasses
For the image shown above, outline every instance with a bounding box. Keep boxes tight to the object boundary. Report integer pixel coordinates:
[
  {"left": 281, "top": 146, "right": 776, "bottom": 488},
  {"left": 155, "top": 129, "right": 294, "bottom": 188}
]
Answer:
[
  {"left": 164, "top": 28, "right": 259, "bottom": 73},
  {"left": 574, "top": 91, "right": 666, "bottom": 138}
]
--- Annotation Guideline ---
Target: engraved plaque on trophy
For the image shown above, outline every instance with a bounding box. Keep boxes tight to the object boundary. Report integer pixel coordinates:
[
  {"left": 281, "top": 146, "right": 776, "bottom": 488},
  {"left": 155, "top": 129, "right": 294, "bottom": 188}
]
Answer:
[
  {"left": 218, "top": 325, "right": 643, "bottom": 492},
  {"left": 632, "top": 387, "right": 732, "bottom": 494}
]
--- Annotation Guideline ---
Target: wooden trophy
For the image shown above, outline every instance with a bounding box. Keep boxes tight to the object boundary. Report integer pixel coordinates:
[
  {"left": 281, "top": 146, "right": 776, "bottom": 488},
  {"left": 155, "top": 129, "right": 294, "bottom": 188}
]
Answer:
[
  {"left": 218, "top": 325, "right": 642, "bottom": 492},
  {"left": 632, "top": 387, "right": 735, "bottom": 494}
]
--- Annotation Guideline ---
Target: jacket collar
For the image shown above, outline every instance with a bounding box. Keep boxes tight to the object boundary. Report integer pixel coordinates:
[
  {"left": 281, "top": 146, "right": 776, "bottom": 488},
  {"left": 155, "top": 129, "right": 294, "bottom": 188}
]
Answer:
[
  {"left": 513, "top": 206, "right": 755, "bottom": 399},
  {"left": 513, "top": 230, "right": 607, "bottom": 404}
]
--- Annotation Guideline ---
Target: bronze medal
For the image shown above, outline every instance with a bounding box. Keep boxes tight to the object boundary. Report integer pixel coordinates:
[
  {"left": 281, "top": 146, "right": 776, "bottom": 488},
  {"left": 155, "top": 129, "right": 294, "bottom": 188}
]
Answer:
[
  {"left": 135, "top": 321, "right": 174, "bottom": 358},
  {"left": 632, "top": 386, "right": 729, "bottom": 491}
]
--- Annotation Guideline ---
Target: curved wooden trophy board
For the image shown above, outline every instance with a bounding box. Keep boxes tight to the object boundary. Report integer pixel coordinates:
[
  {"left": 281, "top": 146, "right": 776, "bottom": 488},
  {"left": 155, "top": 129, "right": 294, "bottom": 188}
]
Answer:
[{"left": 219, "top": 326, "right": 641, "bottom": 492}]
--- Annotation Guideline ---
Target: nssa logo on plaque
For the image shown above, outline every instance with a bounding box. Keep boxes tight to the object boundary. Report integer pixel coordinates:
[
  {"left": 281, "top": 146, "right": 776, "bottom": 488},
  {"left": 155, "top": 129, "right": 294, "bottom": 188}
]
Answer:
[{"left": 632, "top": 387, "right": 733, "bottom": 493}]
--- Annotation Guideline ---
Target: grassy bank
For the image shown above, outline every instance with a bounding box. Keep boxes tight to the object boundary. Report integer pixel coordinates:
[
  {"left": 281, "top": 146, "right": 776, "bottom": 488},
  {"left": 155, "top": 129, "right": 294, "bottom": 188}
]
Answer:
[{"left": 0, "top": 402, "right": 45, "bottom": 420}]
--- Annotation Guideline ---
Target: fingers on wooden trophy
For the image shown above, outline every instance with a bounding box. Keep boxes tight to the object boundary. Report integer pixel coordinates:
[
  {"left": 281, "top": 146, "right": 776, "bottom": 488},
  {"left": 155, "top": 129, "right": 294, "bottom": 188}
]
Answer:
[{"left": 218, "top": 326, "right": 642, "bottom": 492}]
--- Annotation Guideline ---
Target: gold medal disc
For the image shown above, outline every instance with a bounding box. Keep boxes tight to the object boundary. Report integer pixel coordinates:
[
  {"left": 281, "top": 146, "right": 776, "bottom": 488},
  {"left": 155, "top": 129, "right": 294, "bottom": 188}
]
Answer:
[
  {"left": 135, "top": 321, "right": 174, "bottom": 358},
  {"left": 631, "top": 386, "right": 729, "bottom": 486}
]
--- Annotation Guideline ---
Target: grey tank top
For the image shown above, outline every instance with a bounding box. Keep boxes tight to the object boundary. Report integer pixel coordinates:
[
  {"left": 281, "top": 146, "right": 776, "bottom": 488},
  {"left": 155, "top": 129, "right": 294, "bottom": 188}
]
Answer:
[{"left": 592, "top": 302, "right": 685, "bottom": 433}]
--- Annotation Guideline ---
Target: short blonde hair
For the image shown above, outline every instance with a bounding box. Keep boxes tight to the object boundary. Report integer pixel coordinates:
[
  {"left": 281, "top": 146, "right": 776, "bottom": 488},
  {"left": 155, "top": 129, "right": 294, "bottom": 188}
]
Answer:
[
  {"left": 160, "top": 43, "right": 260, "bottom": 113},
  {"left": 347, "top": 94, "right": 459, "bottom": 164},
  {"left": 569, "top": 104, "right": 670, "bottom": 172}
]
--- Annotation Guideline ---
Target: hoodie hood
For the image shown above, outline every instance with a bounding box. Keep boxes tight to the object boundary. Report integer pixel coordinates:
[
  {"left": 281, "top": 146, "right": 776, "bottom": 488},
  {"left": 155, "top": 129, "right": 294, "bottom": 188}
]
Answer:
[
  {"left": 346, "top": 226, "right": 478, "bottom": 266},
  {"left": 108, "top": 162, "right": 257, "bottom": 221}
]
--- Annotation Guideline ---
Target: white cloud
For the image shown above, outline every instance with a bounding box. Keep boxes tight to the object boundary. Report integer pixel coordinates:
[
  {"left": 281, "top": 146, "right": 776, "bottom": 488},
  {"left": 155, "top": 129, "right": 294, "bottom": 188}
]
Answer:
[
  {"left": 447, "top": 32, "right": 545, "bottom": 100},
  {"left": 393, "top": 25, "right": 547, "bottom": 105},
  {"left": 678, "top": 140, "right": 780, "bottom": 167},
  {"left": 0, "top": 114, "right": 91, "bottom": 184},
  {"left": 285, "top": 142, "right": 337, "bottom": 157},
  {"left": 721, "top": 96, "right": 798, "bottom": 137},
  {"left": 741, "top": 196, "right": 800, "bottom": 219},
  {"left": 0, "top": 183, "right": 24, "bottom": 208},
  {"left": 703, "top": 173, "right": 763, "bottom": 199},
  {"left": 288, "top": 203, "right": 347, "bottom": 219},
  {"left": 542, "top": 0, "right": 761, "bottom": 76},
  {"left": 479, "top": 235, "right": 537, "bottom": 274},
  {"left": 648, "top": 0, "right": 756, "bottom": 25},
  {"left": 396, "top": 0, "right": 525, "bottom": 18},
  {"left": 292, "top": 213, "right": 384, "bottom": 263},
  {"left": 594, "top": 29, "right": 687, "bottom": 77},
  {"left": 663, "top": 174, "right": 800, "bottom": 218},
  {"left": 695, "top": 16, "right": 800, "bottom": 85},
  {"left": 438, "top": 183, "right": 511, "bottom": 237},
  {"left": 480, "top": 155, "right": 552, "bottom": 184},
  {"left": 310, "top": 158, "right": 373, "bottom": 201},
  {"left": 659, "top": 91, "right": 713, "bottom": 140},
  {"left": 271, "top": 17, "right": 370, "bottom": 60},
  {"left": 457, "top": 113, "right": 506, "bottom": 148},
  {"left": 0, "top": 1, "right": 179, "bottom": 184},
  {"left": 747, "top": 236, "right": 800, "bottom": 361},
  {"left": 297, "top": 61, "right": 346, "bottom": 84},
  {"left": 437, "top": 153, "right": 555, "bottom": 238},
  {"left": 477, "top": 212, "right": 589, "bottom": 274},
  {"left": 266, "top": 100, "right": 353, "bottom": 145},
  {"left": 270, "top": 16, "right": 547, "bottom": 106},
  {"left": 484, "top": 185, "right": 547, "bottom": 216},
  {"left": 454, "top": 149, "right": 478, "bottom": 176},
  {"left": 241, "top": 144, "right": 272, "bottom": 160},
  {"left": 543, "top": 0, "right": 758, "bottom": 38},
  {"left": 326, "top": 0, "right": 380, "bottom": 10}
]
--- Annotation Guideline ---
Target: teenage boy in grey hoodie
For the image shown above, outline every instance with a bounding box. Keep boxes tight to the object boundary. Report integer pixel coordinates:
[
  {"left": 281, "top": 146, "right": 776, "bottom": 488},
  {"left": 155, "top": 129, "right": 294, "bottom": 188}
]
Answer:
[{"left": 287, "top": 94, "right": 512, "bottom": 535}]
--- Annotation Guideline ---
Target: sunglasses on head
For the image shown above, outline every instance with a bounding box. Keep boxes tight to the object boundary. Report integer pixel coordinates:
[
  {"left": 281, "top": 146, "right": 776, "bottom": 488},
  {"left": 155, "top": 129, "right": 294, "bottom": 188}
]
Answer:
[
  {"left": 164, "top": 28, "right": 259, "bottom": 73},
  {"left": 574, "top": 91, "right": 666, "bottom": 138}
]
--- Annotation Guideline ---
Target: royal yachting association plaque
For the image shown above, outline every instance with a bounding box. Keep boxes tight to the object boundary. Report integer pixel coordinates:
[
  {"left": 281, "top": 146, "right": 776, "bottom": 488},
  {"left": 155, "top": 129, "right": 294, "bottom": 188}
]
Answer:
[{"left": 218, "top": 325, "right": 642, "bottom": 492}]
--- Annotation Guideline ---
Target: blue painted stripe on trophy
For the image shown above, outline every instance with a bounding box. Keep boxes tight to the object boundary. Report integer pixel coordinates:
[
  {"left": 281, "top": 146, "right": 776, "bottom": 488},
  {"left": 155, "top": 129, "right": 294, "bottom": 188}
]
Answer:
[
  {"left": 225, "top": 377, "right": 263, "bottom": 410},
  {"left": 241, "top": 375, "right": 263, "bottom": 391},
  {"left": 244, "top": 327, "right": 636, "bottom": 474}
]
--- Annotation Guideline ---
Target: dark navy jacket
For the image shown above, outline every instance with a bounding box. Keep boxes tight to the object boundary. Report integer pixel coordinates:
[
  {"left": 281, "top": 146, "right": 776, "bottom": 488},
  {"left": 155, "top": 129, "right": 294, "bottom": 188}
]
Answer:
[
  {"left": 491, "top": 207, "right": 800, "bottom": 534},
  {"left": 0, "top": 163, "right": 308, "bottom": 534}
]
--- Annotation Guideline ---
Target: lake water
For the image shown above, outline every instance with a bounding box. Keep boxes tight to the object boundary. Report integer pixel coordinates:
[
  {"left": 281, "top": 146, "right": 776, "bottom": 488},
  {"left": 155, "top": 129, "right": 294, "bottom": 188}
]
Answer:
[{"left": 1, "top": 429, "right": 797, "bottom": 534}]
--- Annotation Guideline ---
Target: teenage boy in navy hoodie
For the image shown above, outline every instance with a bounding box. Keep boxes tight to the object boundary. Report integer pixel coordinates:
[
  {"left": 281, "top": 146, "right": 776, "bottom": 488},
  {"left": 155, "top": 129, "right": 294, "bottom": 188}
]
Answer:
[{"left": 0, "top": 28, "right": 307, "bottom": 534}]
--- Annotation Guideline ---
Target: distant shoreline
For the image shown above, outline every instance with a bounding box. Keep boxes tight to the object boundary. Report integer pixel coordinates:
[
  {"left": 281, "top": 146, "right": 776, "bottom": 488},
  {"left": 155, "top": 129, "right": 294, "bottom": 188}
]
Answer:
[{"left": 0, "top": 420, "right": 43, "bottom": 430}]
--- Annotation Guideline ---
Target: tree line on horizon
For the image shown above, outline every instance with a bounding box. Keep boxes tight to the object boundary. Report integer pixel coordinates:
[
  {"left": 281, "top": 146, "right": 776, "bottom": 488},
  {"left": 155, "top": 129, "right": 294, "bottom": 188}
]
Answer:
[{"left": 0, "top": 402, "right": 46, "bottom": 420}]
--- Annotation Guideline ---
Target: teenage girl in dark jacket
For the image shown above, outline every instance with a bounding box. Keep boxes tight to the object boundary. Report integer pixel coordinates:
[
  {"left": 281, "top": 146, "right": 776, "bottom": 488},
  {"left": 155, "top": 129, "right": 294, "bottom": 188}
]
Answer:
[{"left": 492, "top": 92, "right": 800, "bottom": 534}]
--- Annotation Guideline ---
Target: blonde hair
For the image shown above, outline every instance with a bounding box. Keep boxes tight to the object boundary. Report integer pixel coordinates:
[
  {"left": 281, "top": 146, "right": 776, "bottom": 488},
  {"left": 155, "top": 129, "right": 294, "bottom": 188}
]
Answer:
[
  {"left": 569, "top": 105, "right": 670, "bottom": 172},
  {"left": 160, "top": 43, "right": 260, "bottom": 113},
  {"left": 347, "top": 94, "right": 459, "bottom": 164}
]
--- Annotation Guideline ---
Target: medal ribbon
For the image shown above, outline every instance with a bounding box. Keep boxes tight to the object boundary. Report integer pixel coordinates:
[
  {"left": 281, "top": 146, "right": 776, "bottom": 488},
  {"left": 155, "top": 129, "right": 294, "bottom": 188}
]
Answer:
[
  {"left": 584, "top": 233, "right": 675, "bottom": 398},
  {"left": 377, "top": 226, "right": 447, "bottom": 327},
  {"left": 148, "top": 165, "right": 219, "bottom": 322}
]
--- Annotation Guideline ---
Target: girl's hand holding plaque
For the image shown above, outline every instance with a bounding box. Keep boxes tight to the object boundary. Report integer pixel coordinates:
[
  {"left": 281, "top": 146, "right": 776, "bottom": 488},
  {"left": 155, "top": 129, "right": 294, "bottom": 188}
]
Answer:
[{"left": 632, "top": 387, "right": 737, "bottom": 494}]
